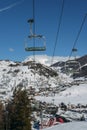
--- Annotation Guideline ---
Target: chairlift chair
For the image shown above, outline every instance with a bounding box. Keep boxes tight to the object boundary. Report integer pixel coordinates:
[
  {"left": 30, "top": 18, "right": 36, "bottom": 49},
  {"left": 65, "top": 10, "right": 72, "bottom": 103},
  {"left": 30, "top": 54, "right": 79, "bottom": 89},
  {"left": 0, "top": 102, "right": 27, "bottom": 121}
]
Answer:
[
  {"left": 64, "top": 47, "right": 81, "bottom": 74},
  {"left": 25, "top": 18, "right": 46, "bottom": 52},
  {"left": 25, "top": 35, "right": 46, "bottom": 51},
  {"left": 65, "top": 59, "right": 81, "bottom": 74}
]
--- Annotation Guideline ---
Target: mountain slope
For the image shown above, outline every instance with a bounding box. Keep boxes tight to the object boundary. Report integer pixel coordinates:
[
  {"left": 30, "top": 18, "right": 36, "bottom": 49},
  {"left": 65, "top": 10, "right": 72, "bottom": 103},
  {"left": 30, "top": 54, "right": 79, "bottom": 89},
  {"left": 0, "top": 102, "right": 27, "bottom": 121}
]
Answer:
[
  {"left": 0, "top": 55, "right": 87, "bottom": 102},
  {"left": 51, "top": 55, "right": 87, "bottom": 78},
  {"left": 0, "top": 59, "right": 58, "bottom": 101}
]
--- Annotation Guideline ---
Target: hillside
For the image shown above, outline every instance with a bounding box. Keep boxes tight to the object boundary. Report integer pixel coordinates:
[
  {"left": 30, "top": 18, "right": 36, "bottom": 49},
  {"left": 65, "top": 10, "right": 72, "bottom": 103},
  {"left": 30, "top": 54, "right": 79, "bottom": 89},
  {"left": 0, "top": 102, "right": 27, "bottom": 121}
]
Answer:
[
  {"left": 0, "top": 55, "right": 87, "bottom": 130},
  {"left": 51, "top": 55, "right": 87, "bottom": 78},
  {"left": 0, "top": 55, "right": 87, "bottom": 102},
  {"left": 0, "top": 59, "right": 59, "bottom": 101}
]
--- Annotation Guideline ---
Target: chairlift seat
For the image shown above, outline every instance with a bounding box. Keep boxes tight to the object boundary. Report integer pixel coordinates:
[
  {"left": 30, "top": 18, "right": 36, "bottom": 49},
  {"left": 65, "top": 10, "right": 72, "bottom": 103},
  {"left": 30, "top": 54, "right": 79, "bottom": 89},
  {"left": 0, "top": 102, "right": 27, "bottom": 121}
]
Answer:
[{"left": 25, "top": 46, "right": 46, "bottom": 51}]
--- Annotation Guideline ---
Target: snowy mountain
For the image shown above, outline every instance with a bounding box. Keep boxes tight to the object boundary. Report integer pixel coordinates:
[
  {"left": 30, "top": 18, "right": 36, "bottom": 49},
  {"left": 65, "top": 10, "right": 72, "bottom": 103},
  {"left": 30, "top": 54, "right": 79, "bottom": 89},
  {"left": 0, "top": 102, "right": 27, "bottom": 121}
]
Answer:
[
  {"left": 24, "top": 55, "right": 69, "bottom": 66},
  {"left": 51, "top": 55, "right": 87, "bottom": 78},
  {"left": 0, "top": 54, "right": 87, "bottom": 103},
  {"left": 0, "top": 58, "right": 59, "bottom": 101},
  {"left": 1, "top": 55, "right": 87, "bottom": 130}
]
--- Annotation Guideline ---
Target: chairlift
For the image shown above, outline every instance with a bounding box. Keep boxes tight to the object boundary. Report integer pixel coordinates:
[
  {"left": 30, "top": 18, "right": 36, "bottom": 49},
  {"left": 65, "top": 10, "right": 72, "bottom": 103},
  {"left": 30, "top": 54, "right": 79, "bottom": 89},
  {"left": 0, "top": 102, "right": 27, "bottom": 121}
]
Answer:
[
  {"left": 65, "top": 59, "right": 81, "bottom": 75},
  {"left": 64, "top": 47, "right": 81, "bottom": 74},
  {"left": 25, "top": 35, "right": 46, "bottom": 51},
  {"left": 25, "top": 19, "right": 46, "bottom": 52}
]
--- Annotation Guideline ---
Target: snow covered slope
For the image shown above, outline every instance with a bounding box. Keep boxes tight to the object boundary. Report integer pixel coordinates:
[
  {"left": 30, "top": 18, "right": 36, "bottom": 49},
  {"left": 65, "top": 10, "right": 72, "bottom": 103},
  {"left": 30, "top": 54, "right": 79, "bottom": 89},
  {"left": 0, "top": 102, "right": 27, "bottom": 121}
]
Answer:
[
  {"left": 0, "top": 55, "right": 87, "bottom": 104},
  {"left": 43, "top": 122, "right": 87, "bottom": 130},
  {"left": 0, "top": 58, "right": 59, "bottom": 101},
  {"left": 35, "top": 83, "right": 87, "bottom": 105}
]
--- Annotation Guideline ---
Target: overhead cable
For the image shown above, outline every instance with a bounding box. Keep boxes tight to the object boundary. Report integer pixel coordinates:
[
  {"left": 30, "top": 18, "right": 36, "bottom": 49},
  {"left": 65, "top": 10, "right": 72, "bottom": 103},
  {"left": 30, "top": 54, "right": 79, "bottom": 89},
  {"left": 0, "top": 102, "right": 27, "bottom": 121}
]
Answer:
[
  {"left": 69, "top": 13, "right": 87, "bottom": 59},
  {"left": 51, "top": 0, "right": 65, "bottom": 65}
]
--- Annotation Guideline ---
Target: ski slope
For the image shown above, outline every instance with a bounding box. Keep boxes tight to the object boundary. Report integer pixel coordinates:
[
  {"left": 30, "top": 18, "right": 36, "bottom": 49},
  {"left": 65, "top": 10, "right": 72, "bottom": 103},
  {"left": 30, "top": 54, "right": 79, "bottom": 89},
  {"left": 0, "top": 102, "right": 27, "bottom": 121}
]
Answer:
[{"left": 43, "top": 122, "right": 87, "bottom": 130}]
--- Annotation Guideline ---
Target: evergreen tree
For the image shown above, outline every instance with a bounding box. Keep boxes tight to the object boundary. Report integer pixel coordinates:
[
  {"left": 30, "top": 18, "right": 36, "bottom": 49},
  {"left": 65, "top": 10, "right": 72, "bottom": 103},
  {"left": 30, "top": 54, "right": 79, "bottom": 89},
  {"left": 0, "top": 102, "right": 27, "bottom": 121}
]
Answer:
[
  {"left": 0, "top": 101, "right": 4, "bottom": 130},
  {"left": 7, "top": 87, "right": 31, "bottom": 130}
]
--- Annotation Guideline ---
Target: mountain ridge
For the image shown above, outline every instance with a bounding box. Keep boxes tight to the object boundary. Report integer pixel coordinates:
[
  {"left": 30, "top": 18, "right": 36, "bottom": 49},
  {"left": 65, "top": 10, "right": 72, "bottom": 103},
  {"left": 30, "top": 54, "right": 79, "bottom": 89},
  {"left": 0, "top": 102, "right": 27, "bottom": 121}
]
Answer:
[
  {"left": 0, "top": 54, "right": 87, "bottom": 101},
  {"left": 51, "top": 54, "right": 87, "bottom": 78}
]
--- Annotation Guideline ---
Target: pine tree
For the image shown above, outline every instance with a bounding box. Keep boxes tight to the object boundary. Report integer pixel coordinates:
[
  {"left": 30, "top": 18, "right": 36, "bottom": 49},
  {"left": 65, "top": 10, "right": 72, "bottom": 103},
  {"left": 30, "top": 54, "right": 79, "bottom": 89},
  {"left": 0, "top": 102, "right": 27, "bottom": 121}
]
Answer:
[
  {"left": 7, "top": 87, "right": 31, "bottom": 130},
  {"left": 0, "top": 101, "right": 4, "bottom": 130}
]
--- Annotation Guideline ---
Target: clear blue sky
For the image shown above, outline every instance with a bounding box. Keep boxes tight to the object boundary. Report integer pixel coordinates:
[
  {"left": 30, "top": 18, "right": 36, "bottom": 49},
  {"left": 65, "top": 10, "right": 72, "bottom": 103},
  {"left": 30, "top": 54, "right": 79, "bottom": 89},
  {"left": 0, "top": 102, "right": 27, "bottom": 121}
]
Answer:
[{"left": 0, "top": 0, "right": 87, "bottom": 61}]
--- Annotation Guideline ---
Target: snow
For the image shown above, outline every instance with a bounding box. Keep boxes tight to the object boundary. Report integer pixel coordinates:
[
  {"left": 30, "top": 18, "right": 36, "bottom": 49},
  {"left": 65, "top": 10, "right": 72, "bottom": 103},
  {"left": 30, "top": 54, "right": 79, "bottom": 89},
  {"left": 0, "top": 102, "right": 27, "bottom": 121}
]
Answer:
[
  {"left": 0, "top": 55, "right": 86, "bottom": 104},
  {"left": 43, "top": 122, "right": 87, "bottom": 130},
  {"left": 0, "top": 55, "right": 87, "bottom": 130},
  {"left": 24, "top": 55, "right": 70, "bottom": 66},
  {"left": 0, "top": 55, "right": 87, "bottom": 105},
  {"left": 35, "top": 83, "right": 87, "bottom": 105},
  {"left": 35, "top": 82, "right": 87, "bottom": 130}
]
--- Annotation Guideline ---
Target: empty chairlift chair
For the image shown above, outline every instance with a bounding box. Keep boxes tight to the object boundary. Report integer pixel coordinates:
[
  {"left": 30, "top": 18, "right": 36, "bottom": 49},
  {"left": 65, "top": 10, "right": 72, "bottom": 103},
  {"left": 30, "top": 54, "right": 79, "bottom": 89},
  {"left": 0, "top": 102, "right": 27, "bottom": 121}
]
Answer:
[
  {"left": 64, "top": 48, "right": 81, "bottom": 75},
  {"left": 25, "top": 19, "right": 46, "bottom": 52}
]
